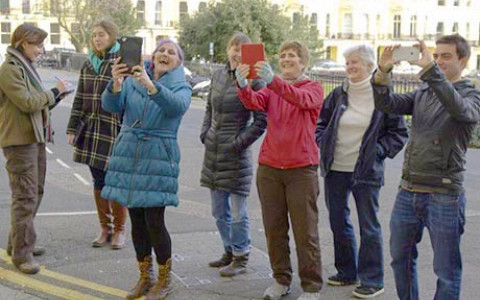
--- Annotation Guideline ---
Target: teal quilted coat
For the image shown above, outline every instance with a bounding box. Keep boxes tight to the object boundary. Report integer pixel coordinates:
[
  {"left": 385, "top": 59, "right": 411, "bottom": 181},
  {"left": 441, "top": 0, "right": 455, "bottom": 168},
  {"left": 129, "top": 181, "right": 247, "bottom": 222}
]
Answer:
[{"left": 100, "top": 65, "right": 191, "bottom": 207}]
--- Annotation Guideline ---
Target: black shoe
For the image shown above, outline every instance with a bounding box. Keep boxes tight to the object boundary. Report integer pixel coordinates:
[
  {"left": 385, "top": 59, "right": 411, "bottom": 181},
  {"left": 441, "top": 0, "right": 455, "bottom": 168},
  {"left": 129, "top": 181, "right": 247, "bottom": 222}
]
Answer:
[
  {"left": 352, "top": 286, "right": 385, "bottom": 299},
  {"left": 327, "top": 275, "right": 359, "bottom": 286}
]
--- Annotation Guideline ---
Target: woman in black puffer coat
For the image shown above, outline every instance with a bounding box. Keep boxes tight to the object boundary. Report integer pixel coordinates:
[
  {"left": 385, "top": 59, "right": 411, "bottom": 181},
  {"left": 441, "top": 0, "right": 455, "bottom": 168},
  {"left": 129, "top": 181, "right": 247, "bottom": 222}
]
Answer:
[{"left": 200, "top": 32, "right": 266, "bottom": 277}]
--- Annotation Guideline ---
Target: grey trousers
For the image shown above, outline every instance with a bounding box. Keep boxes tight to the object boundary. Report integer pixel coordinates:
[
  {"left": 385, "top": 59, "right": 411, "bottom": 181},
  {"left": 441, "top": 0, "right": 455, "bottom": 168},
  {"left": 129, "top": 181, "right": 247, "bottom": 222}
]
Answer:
[
  {"left": 2, "top": 143, "right": 46, "bottom": 264},
  {"left": 256, "top": 164, "right": 323, "bottom": 292}
]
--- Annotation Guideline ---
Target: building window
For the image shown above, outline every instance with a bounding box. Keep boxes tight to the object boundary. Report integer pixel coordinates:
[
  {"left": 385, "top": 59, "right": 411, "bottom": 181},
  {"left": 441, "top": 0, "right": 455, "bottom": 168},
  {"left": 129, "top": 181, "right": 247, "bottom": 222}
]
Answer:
[
  {"left": 452, "top": 22, "right": 458, "bottom": 34},
  {"left": 376, "top": 14, "right": 381, "bottom": 38},
  {"left": 364, "top": 14, "right": 369, "bottom": 37},
  {"left": 436, "top": 22, "right": 444, "bottom": 36},
  {"left": 1, "top": 22, "right": 11, "bottom": 44},
  {"left": 22, "top": 0, "right": 30, "bottom": 14},
  {"left": 438, "top": 0, "right": 445, "bottom": 5},
  {"left": 33, "top": 1, "right": 42, "bottom": 13},
  {"left": 137, "top": 1, "right": 145, "bottom": 25},
  {"left": 0, "top": 0, "right": 10, "bottom": 14},
  {"left": 292, "top": 12, "right": 300, "bottom": 26},
  {"left": 326, "top": 46, "right": 331, "bottom": 59},
  {"left": 155, "top": 1, "right": 162, "bottom": 26},
  {"left": 50, "top": 23, "right": 60, "bottom": 45},
  {"left": 393, "top": 15, "right": 401, "bottom": 38},
  {"left": 325, "top": 13, "right": 330, "bottom": 37},
  {"left": 310, "top": 13, "right": 317, "bottom": 26},
  {"left": 410, "top": 15, "right": 417, "bottom": 37},
  {"left": 454, "top": 0, "right": 460, "bottom": 6},
  {"left": 179, "top": 1, "right": 188, "bottom": 20},
  {"left": 198, "top": 1, "right": 206, "bottom": 12},
  {"left": 50, "top": 0, "right": 59, "bottom": 15},
  {"left": 466, "top": 23, "right": 470, "bottom": 40},
  {"left": 343, "top": 13, "right": 353, "bottom": 38}
]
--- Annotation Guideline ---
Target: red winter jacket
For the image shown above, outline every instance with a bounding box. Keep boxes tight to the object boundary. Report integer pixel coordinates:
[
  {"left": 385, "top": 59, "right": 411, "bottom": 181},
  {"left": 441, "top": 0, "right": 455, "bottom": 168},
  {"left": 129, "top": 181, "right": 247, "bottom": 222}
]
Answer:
[{"left": 237, "top": 75, "right": 324, "bottom": 169}]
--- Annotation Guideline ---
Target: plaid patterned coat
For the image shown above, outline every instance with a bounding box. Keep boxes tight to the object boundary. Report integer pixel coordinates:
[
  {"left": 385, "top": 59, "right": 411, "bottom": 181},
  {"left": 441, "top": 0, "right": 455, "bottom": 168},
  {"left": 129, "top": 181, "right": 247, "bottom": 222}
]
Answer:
[{"left": 66, "top": 51, "right": 121, "bottom": 171}]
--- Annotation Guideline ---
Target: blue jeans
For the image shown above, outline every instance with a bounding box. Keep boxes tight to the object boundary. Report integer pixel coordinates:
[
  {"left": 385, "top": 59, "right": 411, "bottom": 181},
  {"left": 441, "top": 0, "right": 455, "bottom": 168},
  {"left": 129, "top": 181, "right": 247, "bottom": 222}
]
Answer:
[
  {"left": 325, "top": 171, "right": 384, "bottom": 288},
  {"left": 390, "top": 189, "right": 466, "bottom": 300},
  {"left": 210, "top": 189, "right": 250, "bottom": 256}
]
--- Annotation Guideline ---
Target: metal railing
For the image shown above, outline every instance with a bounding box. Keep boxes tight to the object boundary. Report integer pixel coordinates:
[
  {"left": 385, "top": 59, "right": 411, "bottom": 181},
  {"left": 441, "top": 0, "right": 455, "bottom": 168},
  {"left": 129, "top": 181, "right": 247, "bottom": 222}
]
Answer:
[{"left": 306, "top": 71, "right": 422, "bottom": 94}]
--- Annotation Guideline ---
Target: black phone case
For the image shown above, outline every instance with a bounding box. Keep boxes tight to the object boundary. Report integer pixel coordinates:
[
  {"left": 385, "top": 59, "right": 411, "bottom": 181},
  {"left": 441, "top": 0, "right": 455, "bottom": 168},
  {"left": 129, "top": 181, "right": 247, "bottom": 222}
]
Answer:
[{"left": 119, "top": 36, "right": 143, "bottom": 73}]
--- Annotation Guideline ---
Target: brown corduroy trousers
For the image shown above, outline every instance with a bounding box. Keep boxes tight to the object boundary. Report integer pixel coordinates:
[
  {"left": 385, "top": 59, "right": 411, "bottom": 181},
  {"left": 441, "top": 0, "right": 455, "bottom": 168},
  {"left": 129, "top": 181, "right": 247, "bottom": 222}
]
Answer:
[
  {"left": 2, "top": 143, "right": 46, "bottom": 264},
  {"left": 256, "top": 164, "right": 323, "bottom": 292}
]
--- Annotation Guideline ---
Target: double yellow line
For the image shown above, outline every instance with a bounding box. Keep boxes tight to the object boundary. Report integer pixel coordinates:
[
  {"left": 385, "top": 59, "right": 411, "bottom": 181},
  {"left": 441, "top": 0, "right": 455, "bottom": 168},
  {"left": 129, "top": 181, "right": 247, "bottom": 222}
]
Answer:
[{"left": 0, "top": 248, "right": 141, "bottom": 299}]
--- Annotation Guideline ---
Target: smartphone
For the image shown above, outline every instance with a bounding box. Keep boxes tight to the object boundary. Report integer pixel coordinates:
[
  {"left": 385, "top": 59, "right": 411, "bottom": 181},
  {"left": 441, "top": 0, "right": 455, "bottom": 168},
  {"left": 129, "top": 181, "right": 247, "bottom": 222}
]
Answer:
[
  {"left": 392, "top": 46, "right": 420, "bottom": 61},
  {"left": 241, "top": 43, "right": 265, "bottom": 79},
  {"left": 119, "top": 36, "right": 143, "bottom": 74}
]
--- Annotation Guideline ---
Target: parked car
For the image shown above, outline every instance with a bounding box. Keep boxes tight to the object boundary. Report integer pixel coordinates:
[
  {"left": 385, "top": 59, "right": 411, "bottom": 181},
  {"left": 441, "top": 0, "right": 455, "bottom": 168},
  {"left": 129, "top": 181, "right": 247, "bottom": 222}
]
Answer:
[
  {"left": 465, "top": 69, "right": 480, "bottom": 78},
  {"left": 392, "top": 61, "right": 422, "bottom": 75},
  {"left": 311, "top": 60, "right": 346, "bottom": 72},
  {"left": 184, "top": 65, "right": 211, "bottom": 100},
  {"left": 192, "top": 80, "right": 211, "bottom": 100}
]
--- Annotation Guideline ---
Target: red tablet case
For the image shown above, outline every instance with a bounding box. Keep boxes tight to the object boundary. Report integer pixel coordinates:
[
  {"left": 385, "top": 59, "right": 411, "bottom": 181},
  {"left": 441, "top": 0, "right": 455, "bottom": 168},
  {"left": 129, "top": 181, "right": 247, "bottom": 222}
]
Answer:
[{"left": 241, "top": 44, "right": 265, "bottom": 79}]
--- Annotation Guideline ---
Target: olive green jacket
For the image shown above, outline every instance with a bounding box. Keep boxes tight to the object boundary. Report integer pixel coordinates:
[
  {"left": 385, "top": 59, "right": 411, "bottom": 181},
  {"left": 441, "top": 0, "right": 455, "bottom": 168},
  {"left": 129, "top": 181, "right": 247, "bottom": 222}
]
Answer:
[{"left": 0, "top": 53, "right": 55, "bottom": 148}]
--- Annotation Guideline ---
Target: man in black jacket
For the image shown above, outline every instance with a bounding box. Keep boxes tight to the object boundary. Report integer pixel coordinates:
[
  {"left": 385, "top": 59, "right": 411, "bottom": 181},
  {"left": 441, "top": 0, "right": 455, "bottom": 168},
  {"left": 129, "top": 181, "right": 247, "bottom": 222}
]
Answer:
[{"left": 372, "top": 34, "right": 480, "bottom": 300}]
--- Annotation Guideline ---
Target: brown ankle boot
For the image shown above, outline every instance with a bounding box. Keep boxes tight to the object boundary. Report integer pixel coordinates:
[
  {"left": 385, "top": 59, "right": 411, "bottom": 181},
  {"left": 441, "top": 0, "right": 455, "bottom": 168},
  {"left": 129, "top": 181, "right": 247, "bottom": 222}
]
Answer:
[
  {"left": 111, "top": 201, "right": 127, "bottom": 250},
  {"left": 208, "top": 251, "right": 233, "bottom": 268},
  {"left": 146, "top": 258, "right": 172, "bottom": 300},
  {"left": 12, "top": 253, "right": 40, "bottom": 275},
  {"left": 219, "top": 253, "right": 249, "bottom": 277},
  {"left": 92, "top": 189, "right": 113, "bottom": 247},
  {"left": 126, "top": 255, "right": 155, "bottom": 299}
]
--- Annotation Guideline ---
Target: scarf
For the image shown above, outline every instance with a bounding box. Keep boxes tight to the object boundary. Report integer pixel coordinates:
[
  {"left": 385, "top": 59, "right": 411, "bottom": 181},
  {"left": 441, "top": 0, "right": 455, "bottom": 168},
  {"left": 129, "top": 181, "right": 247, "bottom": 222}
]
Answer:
[
  {"left": 281, "top": 73, "right": 309, "bottom": 85},
  {"left": 7, "top": 46, "right": 45, "bottom": 90},
  {"left": 6, "top": 46, "right": 53, "bottom": 142},
  {"left": 88, "top": 42, "right": 120, "bottom": 74}
]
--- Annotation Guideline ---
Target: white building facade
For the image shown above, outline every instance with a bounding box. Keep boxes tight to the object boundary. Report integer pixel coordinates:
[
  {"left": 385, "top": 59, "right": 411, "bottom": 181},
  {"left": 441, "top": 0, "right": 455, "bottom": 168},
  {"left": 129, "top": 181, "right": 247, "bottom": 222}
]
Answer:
[
  {"left": 2, "top": 0, "right": 480, "bottom": 70},
  {"left": 291, "top": 0, "right": 480, "bottom": 70}
]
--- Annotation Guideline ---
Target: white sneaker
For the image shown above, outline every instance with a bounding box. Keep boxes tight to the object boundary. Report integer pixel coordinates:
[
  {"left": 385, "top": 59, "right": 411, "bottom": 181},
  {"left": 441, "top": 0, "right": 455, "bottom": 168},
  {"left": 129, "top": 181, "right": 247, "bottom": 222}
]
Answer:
[
  {"left": 297, "top": 292, "right": 321, "bottom": 299},
  {"left": 263, "top": 281, "right": 291, "bottom": 300}
]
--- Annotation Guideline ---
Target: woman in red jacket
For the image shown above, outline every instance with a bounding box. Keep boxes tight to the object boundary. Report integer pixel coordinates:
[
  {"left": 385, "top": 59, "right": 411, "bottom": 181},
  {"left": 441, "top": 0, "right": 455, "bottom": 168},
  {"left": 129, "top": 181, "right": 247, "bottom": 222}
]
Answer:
[{"left": 236, "top": 41, "right": 324, "bottom": 300}]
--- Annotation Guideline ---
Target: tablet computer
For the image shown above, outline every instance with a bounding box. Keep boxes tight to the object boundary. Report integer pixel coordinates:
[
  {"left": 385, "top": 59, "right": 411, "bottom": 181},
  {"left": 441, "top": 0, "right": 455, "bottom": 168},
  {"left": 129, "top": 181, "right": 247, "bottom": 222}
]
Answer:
[
  {"left": 119, "top": 36, "right": 143, "bottom": 74},
  {"left": 241, "top": 43, "right": 265, "bottom": 79}
]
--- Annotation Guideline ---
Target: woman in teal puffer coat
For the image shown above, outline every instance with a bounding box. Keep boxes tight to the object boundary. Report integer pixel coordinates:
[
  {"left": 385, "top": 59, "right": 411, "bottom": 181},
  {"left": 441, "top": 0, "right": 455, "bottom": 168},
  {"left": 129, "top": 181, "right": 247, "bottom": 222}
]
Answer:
[{"left": 101, "top": 39, "right": 191, "bottom": 300}]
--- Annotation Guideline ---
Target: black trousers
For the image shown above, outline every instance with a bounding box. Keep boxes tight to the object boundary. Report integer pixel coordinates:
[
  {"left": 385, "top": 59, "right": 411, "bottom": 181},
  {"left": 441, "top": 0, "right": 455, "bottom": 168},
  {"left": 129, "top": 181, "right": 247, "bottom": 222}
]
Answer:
[
  {"left": 88, "top": 166, "right": 106, "bottom": 190},
  {"left": 128, "top": 207, "right": 171, "bottom": 264}
]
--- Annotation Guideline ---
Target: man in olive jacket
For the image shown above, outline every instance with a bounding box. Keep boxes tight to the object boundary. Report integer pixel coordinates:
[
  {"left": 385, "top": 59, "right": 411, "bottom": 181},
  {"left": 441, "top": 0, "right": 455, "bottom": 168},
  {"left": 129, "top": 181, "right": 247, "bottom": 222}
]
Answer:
[{"left": 372, "top": 34, "right": 480, "bottom": 300}]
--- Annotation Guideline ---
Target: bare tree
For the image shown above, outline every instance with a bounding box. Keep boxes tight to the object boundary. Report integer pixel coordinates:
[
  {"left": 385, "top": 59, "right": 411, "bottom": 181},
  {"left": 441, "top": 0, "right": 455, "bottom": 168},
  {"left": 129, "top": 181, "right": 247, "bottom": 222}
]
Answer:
[{"left": 46, "top": 0, "right": 141, "bottom": 52}]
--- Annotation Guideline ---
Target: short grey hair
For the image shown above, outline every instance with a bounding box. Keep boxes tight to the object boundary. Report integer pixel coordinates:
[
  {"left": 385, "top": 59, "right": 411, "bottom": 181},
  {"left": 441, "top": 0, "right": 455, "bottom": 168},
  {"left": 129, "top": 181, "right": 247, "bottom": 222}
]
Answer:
[{"left": 343, "top": 44, "right": 376, "bottom": 72}]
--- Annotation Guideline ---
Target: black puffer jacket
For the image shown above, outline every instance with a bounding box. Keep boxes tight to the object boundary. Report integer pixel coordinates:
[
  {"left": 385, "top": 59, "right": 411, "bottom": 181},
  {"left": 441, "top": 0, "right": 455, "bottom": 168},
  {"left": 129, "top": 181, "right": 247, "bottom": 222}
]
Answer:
[
  {"left": 372, "top": 64, "right": 480, "bottom": 194},
  {"left": 200, "top": 63, "right": 266, "bottom": 195}
]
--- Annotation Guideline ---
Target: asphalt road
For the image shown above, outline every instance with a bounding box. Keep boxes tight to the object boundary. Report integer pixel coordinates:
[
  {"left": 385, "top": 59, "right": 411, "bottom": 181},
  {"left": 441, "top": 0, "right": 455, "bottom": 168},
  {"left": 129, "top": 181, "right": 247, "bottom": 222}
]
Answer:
[{"left": 0, "top": 67, "right": 479, "bottom": 300}]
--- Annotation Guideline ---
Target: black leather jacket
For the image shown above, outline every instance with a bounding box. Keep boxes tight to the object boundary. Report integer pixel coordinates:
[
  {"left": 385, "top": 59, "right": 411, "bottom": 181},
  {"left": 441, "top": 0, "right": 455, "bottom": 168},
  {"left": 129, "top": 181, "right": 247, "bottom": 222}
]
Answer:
[{"left": 372, "top": 64, "right": 480, "bottom": 194}]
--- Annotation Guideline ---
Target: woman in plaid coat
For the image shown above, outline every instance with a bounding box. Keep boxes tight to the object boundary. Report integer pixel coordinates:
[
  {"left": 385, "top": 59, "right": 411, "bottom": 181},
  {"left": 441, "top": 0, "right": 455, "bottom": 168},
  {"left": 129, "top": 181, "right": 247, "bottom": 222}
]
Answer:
[{"left": 66, "top": 20, "right": 127, "bottom": 249}]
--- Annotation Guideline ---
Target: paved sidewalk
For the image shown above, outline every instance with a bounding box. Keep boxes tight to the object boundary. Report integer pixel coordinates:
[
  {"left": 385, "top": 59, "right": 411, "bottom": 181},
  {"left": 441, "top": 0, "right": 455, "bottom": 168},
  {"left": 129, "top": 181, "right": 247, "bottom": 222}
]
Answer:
[{"left": 0, "top": 283, "right": 45, "bottom": 300}]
